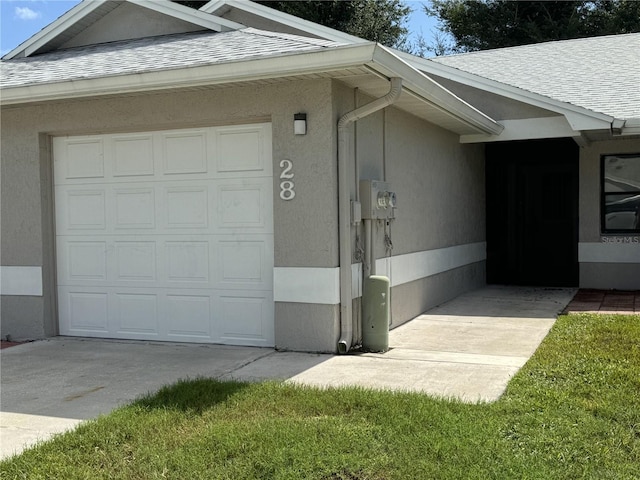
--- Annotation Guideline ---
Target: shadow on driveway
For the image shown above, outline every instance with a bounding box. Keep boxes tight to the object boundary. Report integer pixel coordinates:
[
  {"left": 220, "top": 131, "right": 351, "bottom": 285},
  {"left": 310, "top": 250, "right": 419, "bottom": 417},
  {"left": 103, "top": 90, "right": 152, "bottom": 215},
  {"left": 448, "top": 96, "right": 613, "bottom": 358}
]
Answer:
[{"left": 1, "top": 285, "right": 575, "bottom": 459}]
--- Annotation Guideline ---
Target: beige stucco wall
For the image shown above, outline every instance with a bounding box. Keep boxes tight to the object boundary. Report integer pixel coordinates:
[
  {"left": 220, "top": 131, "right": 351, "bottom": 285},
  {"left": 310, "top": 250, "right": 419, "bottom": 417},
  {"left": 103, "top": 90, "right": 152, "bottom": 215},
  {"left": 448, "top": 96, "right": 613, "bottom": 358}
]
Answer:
[
  {"left": 1, "top": 79, "right": 341, "bottom": 345},
  {"left": 383, "top": 106, "right": 486, "bottom": 253},
  {"left": 62, "top": 2, "right": 205, "bottom": 49},
  {"left": 579, "top": 137, "right": 640, "bottom": 289},
  {"left": 1, "top": 76, "right": 489, "bottom": 349},
  {"left": 351, "top": 86, "right": 486, "bottom": 328}
]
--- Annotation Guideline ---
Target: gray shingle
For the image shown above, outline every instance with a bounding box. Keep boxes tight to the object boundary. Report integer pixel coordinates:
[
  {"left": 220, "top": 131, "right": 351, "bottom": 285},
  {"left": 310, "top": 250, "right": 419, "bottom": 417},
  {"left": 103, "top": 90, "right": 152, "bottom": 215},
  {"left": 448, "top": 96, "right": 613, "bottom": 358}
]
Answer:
[
  {"left": 0, "top": 28, "right": 346, "bottom": 88},
  {"left": 431, "top": 33, "right": 640, "bottom": 120}
]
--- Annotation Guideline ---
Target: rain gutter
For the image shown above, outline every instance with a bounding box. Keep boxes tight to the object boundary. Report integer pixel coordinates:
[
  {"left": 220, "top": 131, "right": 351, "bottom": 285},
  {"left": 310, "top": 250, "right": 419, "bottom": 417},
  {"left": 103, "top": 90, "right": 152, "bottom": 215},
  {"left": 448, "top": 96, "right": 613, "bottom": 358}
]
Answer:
[{"left": 336, "top": 76, "right": 402, "bottom": 354}]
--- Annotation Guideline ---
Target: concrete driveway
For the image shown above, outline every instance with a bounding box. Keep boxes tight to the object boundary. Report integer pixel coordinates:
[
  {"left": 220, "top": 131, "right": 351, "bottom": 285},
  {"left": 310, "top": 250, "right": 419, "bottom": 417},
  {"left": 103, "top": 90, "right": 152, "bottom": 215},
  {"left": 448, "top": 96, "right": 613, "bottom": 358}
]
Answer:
[{"left": 1, "top": 285, "right": 574, "bottom": 459}]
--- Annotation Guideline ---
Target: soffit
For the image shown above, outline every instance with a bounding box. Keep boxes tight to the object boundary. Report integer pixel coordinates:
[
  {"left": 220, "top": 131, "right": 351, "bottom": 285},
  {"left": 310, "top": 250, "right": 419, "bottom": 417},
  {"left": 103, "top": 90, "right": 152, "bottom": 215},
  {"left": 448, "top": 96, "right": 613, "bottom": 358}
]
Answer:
[
  {"left": 337, "top": 72, "right": 487, "bottom": 136},
  {"left": 431, "top": 33, "right": 640, "bottom": 121},
  {"left": 1, "top": 29, "right": 498, "bottom": 136}
]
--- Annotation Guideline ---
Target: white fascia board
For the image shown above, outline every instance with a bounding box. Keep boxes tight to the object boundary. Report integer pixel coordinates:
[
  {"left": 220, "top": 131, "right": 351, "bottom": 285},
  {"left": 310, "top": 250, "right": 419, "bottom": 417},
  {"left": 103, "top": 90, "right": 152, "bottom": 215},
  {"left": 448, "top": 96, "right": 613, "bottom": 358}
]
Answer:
[
  {"left": 200, "top": 0, "right": 367, "bottom": 44},
  {"left": 371, "top": 46, "right": 503, "bottom": 136},
  {"left": 1, "top": 42, "right": 502, "bottom": 138},
  {"left": 2, "top": 0, "right": 244, "bottom": 61},
  {"left": 2, "top": 0, "right": 107, "bottom": 60},
  {"left": 621, "top": 118, "right": 640, "bottom": 136},
  {"left": 460, "top": 116, "right": 580, "bottom": 143},
  {"left": 131, "top": 0, "right": 245, "bottom": 32},
  {"left": 0, "top": 43, "right": 378, "bottom": 106},
  {"left": 397, "top": 51, "right": 614, "bottom": 132}
]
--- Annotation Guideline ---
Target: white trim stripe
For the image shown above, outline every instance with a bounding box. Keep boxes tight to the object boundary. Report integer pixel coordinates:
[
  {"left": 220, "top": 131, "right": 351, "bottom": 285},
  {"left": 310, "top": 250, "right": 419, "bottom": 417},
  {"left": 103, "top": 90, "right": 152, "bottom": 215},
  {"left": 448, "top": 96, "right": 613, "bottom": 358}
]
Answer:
[
  {"left": 274, "top": 267, "right": 340, "bottom": 304},
  {"left": 273, "top": 242, "right": 486, "bottom": 304},
  {"left": 578, "top": 242, "right": 640, "bottom": 264},
  {"left": 0, "top": 267, "right": 43, "bottom": 296},
  {"left": 376, "top": 242, "right": 486, "bottom": 287}
]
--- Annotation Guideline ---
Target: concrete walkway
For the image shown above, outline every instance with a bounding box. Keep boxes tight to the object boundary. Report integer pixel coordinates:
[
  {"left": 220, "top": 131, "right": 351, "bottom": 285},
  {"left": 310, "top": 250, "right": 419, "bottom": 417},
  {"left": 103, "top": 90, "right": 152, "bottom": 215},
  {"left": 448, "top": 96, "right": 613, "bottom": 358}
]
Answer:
[{"left": 0, "top": 285, "right": 574, "bottom": 460}]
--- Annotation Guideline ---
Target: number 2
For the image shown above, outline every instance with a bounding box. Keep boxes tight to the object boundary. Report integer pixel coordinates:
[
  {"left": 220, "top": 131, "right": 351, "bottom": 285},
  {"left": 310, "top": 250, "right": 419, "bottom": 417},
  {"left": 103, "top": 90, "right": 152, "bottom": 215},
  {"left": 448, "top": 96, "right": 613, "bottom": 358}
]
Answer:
[
  {"left": 279, "top": 160, "right": 295, "bottom": 200},
  {"left": 280, "top": 159, "right": 294, "bottom": 179}
]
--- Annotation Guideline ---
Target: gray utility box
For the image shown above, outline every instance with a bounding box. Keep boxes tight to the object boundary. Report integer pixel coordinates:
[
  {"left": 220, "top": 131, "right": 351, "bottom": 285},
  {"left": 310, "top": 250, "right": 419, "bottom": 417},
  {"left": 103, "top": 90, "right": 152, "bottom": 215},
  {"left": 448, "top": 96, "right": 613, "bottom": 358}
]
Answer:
[
  {"left": 362, "top": 275, "right": 390, "bottom": 353},
  {"left": 359, "top": 180, "right": 396, "bottom": 220}
]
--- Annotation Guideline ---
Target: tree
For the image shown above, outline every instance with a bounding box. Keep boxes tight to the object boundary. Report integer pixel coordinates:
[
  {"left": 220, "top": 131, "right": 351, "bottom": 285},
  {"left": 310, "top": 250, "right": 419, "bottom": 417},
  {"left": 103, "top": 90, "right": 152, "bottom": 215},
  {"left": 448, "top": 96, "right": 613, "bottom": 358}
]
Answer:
[
  {"left": 173, "top": 1, "right": 208, "bottom": 8},
  {"left": 425, "top": 0, "right": 640, "bottom": 53},
  {"left": 172, "top": 0, "right": 412, "bottom": 49}
]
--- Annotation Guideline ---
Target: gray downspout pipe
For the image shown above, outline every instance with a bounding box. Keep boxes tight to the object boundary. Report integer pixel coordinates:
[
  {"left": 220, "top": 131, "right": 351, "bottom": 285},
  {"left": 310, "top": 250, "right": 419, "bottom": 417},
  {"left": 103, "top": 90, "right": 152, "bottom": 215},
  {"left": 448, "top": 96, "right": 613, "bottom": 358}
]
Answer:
[{"left": 336, "top": 77, "right": 403, "bottom": 354}]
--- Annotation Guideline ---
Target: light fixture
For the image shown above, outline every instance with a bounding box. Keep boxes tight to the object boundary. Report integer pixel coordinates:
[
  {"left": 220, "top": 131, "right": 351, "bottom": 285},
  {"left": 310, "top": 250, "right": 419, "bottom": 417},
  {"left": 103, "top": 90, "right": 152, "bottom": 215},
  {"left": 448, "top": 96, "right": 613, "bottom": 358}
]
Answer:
[{"left": 294, "top": 113, "right": 307, "bottom": 135}]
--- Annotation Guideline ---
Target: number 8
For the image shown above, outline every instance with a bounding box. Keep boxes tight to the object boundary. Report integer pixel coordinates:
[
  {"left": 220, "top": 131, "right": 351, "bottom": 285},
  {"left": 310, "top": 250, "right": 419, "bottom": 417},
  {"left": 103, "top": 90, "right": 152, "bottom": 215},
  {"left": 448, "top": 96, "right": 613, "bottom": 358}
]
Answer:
[{"left": 280, "top": 180, "right": 295, "bottom": 200}]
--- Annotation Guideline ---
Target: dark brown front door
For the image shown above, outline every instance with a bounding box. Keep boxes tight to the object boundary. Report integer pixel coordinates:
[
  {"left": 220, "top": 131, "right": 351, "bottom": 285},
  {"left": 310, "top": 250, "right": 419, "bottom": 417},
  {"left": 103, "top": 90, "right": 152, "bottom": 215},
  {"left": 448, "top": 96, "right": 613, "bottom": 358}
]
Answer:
[{"left": 486, "top": 138, "right": 578, "bottom": 287}]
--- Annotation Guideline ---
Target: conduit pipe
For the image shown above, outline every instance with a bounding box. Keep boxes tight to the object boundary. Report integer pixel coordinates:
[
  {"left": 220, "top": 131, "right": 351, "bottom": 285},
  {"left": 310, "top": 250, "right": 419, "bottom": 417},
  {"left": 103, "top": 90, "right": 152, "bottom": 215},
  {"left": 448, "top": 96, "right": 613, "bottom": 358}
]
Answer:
[{"left": 337, "top": 77, "right": 403, "bottom": 354}]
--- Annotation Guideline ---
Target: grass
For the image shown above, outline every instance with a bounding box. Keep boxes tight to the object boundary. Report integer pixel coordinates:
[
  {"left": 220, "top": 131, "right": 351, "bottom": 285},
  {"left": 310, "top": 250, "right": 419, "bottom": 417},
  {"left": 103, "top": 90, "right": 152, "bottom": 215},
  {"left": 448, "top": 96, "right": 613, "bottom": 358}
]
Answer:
[{"left": 1, "top": 313, "right": 639, "bottom": 479}]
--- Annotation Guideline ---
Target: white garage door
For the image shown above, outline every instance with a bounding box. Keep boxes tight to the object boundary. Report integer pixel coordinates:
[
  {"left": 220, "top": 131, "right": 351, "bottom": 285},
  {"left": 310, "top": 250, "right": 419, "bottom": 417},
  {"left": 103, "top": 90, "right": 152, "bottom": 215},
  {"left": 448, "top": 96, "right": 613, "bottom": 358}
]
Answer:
[{"left": 53, "top": 123, "right": 274, "bottom": 346}]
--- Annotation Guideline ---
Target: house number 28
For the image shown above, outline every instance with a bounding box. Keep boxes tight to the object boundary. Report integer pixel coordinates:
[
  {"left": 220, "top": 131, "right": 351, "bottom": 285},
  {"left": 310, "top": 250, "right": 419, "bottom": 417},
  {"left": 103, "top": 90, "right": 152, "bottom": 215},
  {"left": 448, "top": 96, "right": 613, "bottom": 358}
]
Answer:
[{"left": 279, "top": 159, "right": 295, "bottom": 200}]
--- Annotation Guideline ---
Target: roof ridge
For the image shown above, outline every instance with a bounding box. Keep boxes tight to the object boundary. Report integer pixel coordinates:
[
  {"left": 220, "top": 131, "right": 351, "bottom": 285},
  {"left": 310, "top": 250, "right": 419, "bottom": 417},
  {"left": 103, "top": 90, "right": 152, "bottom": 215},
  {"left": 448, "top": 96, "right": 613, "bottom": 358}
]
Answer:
[
  {"left": 1, "top": 30, "right": 223, "bottom": 62},
  {"left": 436, "top": 31, "right": 640, "bottom": 59},
  {"left": 241, "top": 27, "right": 347, "bottom": 47}
]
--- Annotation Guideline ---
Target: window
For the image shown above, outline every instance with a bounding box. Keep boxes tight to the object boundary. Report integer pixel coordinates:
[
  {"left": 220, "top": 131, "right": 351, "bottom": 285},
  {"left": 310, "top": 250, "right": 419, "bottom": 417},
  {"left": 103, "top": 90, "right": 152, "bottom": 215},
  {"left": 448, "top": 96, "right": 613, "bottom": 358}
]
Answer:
[{"left": 601, "top": 154, "right": 640, "bottom": 233}]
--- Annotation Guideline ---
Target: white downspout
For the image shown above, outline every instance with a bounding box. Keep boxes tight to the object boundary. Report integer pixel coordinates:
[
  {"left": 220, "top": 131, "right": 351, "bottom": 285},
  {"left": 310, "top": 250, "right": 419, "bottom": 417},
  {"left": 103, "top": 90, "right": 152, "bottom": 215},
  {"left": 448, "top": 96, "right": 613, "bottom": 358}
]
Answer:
[{"left": 336, "top": 77, "right": 403, "bottom": 354}]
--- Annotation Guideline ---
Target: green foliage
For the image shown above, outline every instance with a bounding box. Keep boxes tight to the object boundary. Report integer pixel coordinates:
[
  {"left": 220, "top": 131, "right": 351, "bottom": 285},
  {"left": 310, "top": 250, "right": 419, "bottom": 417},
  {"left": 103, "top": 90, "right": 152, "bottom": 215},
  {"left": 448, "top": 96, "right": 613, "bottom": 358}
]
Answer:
[
  {"left": 171, "top": 0, "right": 411, "bottom": 48},
  {"left": 426, "top": 0, "right": 640, "bottom": 52},
  {"left": 172, "top": 0, "right": 208, "bottom": 9},
  {"left": 256, "top": 1, "right": 411, "bottom": 47},
  {"left": 2, "top": 314, "right": 639, "bottom": 479}
]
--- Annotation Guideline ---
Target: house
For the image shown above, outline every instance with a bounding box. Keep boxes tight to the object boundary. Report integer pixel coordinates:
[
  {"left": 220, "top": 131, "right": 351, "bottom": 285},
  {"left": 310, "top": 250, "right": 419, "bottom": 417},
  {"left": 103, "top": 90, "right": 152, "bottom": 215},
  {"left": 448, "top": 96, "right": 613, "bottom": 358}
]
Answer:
[{"left": 1, "top": 0, "right": 638, "bottom": 353}]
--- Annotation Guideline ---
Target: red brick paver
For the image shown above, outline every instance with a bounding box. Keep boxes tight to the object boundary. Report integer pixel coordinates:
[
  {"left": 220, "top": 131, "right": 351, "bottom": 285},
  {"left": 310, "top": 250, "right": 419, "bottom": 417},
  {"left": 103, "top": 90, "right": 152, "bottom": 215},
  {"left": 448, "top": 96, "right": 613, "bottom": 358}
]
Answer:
[{"left": 564, "top": 289, "right": 640, "bottom": 315}]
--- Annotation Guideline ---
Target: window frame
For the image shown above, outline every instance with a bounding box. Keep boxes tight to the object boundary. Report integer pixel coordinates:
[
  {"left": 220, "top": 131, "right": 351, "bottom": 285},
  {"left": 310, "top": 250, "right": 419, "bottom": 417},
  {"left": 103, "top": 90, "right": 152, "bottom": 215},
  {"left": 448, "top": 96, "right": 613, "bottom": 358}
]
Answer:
[{"left": 600, "top": 153, "right": 640, "bottom": 234}]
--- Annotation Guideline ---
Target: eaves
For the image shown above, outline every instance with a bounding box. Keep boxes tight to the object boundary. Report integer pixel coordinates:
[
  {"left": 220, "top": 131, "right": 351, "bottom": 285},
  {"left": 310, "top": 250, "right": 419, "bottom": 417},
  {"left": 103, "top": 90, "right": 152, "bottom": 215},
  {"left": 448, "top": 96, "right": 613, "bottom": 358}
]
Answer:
[
  {"left": 1, "top": 43, "right": 503, "bottom": 137},
  {"left": 397, "top": 51, "right": 616, "bottom": 134}
]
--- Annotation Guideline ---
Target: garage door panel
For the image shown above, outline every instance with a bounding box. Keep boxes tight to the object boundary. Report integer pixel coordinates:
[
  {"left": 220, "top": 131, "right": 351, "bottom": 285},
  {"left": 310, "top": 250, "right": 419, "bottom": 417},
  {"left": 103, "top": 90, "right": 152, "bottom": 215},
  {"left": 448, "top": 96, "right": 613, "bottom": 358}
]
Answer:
[
  {"left": 114, "top": 188, "right": 156, "bottom": 229},
  {"left": 57, "top": 234, "right": 272, "bottom": 290},
  {"left": 56, "top": 188, "right": 107, "bottom": 231},
  {"left": 165, "top": 241, "right": 211, "bottom": 284},
  {"left": 165, "top": 186, "right": 209, "bottom": 229},
  {"left": 112, "top": 134, "right": 155, "bottom": 177},
  {"left": 165, "top": 294, "right": 212, "bottom": 339},
  {"left": 53, "top": 127, "right": 272, "bottom": 186},
  {"left": 215, "top": 125, "right": 268, "bottom": 173},
  {"left": 217, "top": 291, "right": 273, "bottom": 345},
  {"left": 56, "top": 138, "right": 105, "bottom": 181},
  {"left": 115, "top": 292, "right": 159, "bottom": 336},
  {"left": 65, "top": 241, "right": 107, "bottom": 281},
  {"left": 114, "top": 241, "right": 157, "bottom": 282},
  {"left": 216, "top": 237, "right": 273, "bottom": 289},
  {"left": 58, "top": 180, "right": 272, "bottom": 236},
  {"left": 58, "top": 287, "right": 109, "bottom": 335},
  {"left": 55, "top": 123, "right": 274, "bottom": 346},
  {"left": 162, "top": 130, "right": 208, "bottom": 175},
  {"left": 217, "top": 183, "right": 268, "bottom": 229}
]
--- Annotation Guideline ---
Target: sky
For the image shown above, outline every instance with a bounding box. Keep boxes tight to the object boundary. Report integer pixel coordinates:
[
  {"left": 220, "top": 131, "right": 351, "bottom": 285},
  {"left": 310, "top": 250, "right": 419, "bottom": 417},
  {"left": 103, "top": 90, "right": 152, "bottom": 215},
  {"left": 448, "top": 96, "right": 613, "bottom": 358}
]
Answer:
[{"left": 0, "top": 0, "right": 440, "bottom": 57}]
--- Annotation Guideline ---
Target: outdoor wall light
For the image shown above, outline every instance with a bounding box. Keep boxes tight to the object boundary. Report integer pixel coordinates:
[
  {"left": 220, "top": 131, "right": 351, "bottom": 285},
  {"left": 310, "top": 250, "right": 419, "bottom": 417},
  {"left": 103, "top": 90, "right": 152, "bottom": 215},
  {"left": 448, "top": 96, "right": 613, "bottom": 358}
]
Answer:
[{"left": 294, "top": 113, "right": 307, "bottom": 135}]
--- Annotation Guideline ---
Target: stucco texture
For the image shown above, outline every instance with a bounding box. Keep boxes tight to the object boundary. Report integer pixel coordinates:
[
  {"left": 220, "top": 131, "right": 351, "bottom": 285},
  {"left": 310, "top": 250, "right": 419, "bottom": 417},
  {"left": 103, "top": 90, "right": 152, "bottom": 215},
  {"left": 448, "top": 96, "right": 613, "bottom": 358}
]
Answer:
[
  {"left": 1, "top": 79, "right": 340, "bottom": 341},
  {"left": 3, "top": 76, "right": 490, "bottom": 347},
  {"left": 351, "top": 86, "right": 486, "bottom": 326}
]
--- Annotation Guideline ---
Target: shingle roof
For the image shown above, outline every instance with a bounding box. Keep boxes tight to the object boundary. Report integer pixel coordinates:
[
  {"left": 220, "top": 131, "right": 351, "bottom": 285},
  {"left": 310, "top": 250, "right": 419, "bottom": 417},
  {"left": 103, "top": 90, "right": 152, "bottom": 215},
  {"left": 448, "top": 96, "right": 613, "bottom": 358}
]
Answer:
[
  {"left": 431, "top": 33, "right": 640, "bottom": 120},
  {"left": 0, "top": 28, "right": 346, "bottom": 88}
]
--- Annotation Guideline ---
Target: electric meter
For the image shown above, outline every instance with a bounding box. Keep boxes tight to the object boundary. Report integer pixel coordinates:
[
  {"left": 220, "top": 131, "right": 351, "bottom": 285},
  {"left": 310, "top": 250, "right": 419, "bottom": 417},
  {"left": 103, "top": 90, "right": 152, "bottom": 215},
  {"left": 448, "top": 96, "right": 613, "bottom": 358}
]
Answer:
[{"left": 360, "top": 180, "right": 397, "bottom": 219}]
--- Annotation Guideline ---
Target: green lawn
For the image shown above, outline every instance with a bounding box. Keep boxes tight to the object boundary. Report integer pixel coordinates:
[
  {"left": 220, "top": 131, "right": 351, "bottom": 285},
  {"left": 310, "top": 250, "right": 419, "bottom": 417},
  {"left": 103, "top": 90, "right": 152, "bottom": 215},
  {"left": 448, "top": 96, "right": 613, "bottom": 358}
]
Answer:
[{"left": 2, "top": 313, "right": 639, "bottom": 480}]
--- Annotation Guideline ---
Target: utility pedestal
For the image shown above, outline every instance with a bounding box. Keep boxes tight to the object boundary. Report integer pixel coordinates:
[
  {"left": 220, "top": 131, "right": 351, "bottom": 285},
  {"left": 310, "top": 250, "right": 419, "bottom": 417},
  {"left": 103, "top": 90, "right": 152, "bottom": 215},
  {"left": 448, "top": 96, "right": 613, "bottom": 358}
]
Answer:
[{"left": 362, "top": 275, "right": 390, "bottom": 352}]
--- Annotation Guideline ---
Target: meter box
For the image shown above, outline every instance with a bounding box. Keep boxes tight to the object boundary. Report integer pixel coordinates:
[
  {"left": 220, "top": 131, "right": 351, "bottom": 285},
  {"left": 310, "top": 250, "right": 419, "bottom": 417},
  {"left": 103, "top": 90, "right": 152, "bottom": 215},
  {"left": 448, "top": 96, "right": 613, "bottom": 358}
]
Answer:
[{"left": 359, "top": 179, "right": 397, "bottom": 220}]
